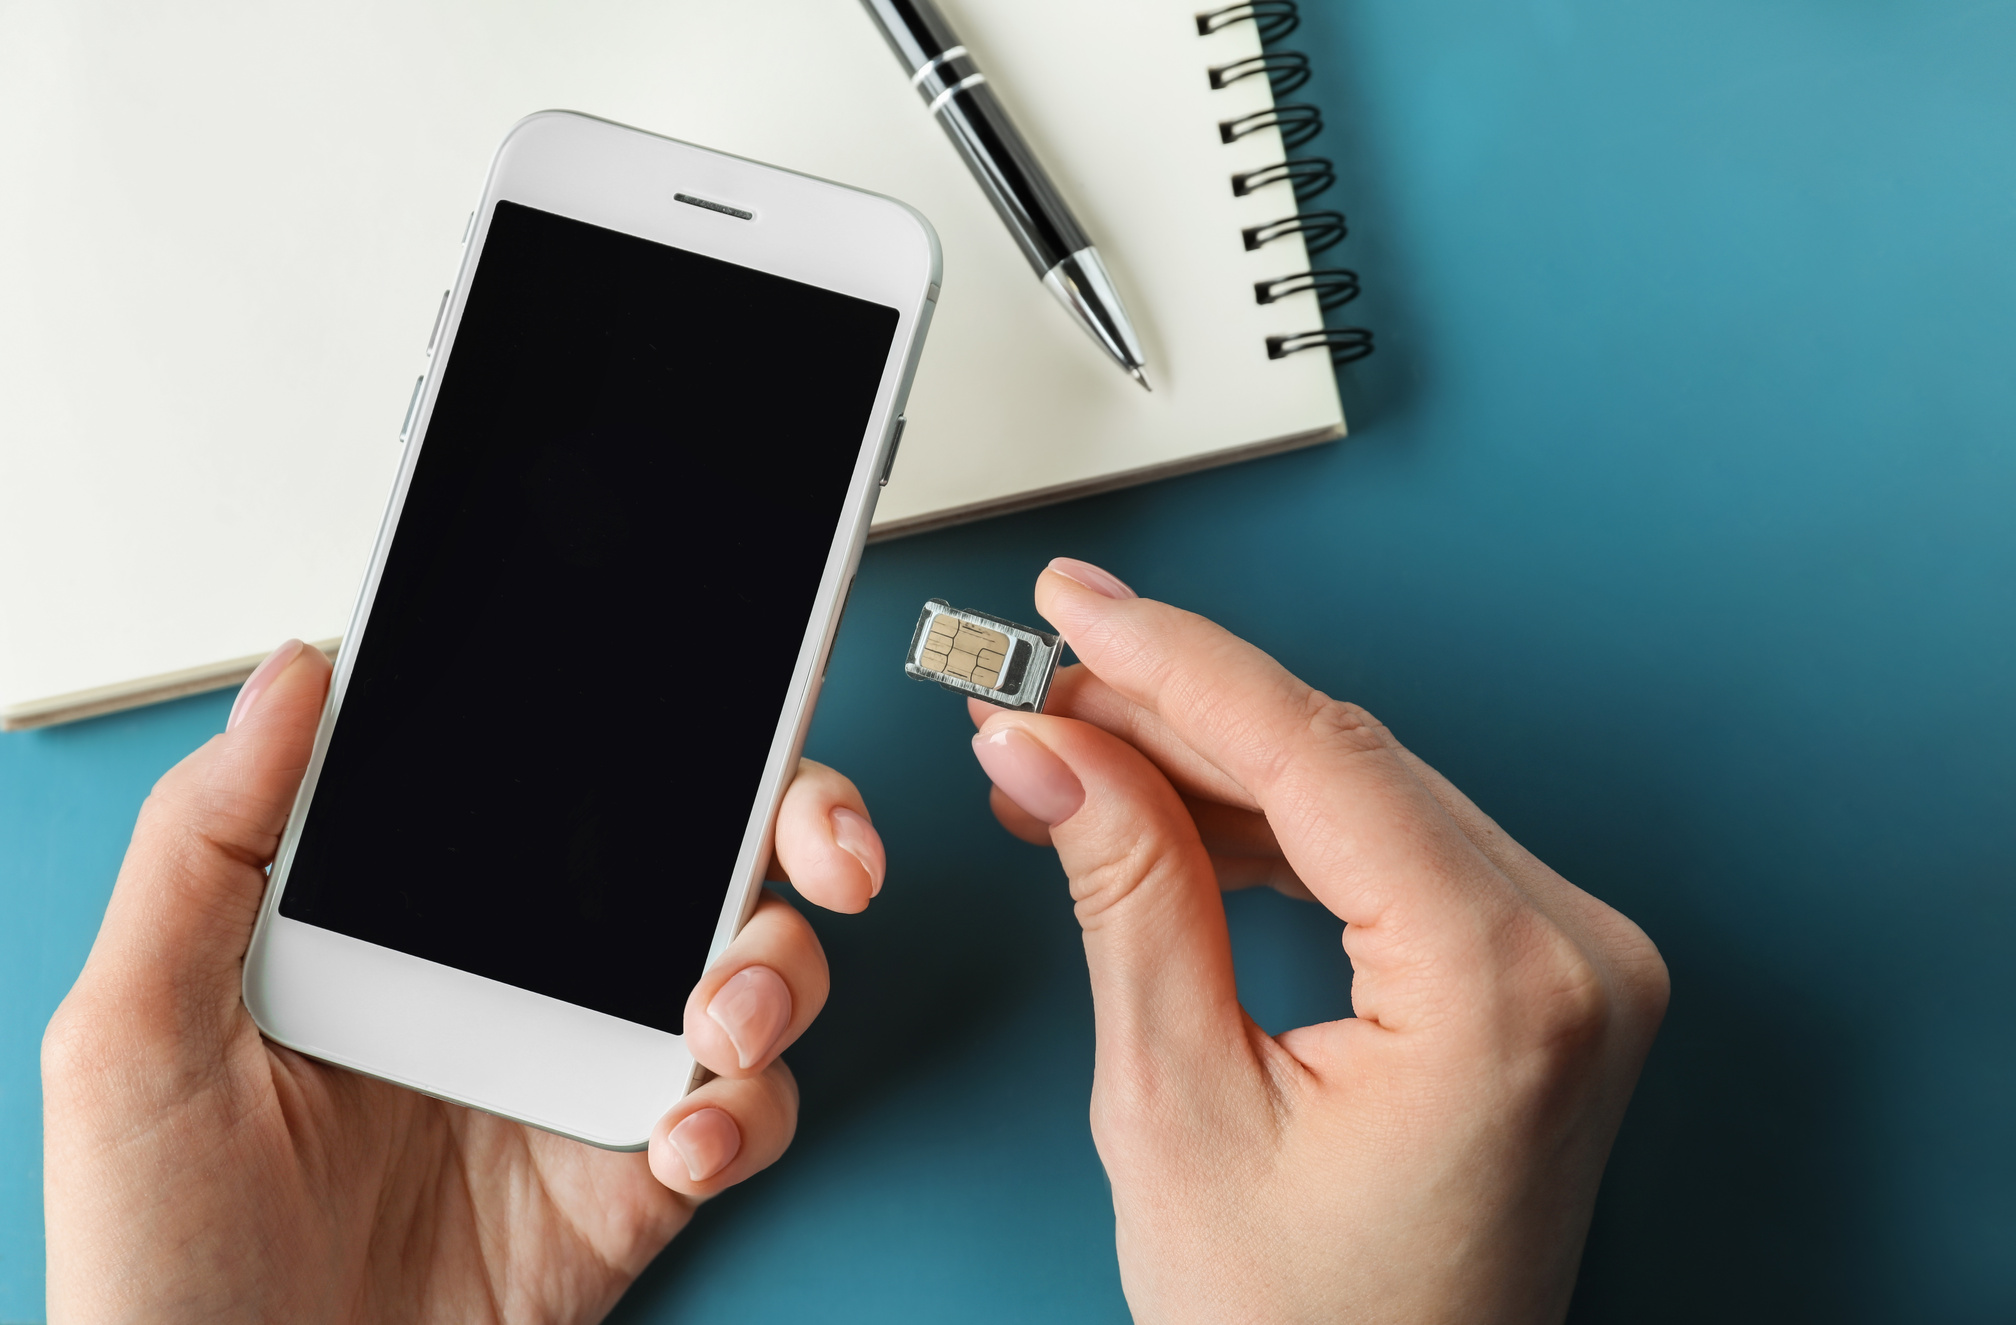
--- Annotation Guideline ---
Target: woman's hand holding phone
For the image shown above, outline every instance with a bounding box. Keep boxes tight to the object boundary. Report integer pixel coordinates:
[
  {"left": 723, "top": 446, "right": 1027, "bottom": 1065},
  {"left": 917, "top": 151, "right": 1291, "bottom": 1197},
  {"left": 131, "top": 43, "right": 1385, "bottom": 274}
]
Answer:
[
  {"left": 42, "top": 641, "right": 885, "bottom": 1323},
  {"left": 968, "top": 562, "right": 1671, "bottom": 1325}
]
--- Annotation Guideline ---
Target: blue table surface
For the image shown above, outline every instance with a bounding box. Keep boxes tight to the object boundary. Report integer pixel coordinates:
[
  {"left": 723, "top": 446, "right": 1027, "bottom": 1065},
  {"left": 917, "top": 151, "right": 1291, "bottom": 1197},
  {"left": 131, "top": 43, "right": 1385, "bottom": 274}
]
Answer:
[{"left": 7, "top": 0, "right": 2015, "bottom": 1319}]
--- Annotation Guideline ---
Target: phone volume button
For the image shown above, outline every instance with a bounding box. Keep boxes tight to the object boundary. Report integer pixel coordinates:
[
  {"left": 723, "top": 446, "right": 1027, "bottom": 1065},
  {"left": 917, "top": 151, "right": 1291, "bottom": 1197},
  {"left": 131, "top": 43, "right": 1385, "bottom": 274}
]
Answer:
[
  {"left": 399, "top": 377, "right": 424, "bottom": 442},
  {"left": 426, "top": 290, "right": 450, "bottom": 353}
]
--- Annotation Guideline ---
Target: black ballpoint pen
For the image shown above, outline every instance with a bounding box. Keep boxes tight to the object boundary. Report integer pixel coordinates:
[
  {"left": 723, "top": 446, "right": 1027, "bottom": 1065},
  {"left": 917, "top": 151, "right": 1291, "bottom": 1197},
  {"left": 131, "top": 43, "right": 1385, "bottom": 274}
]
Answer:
[{"left": 859, "top": 0, "right": 1152, "bottom": 389}]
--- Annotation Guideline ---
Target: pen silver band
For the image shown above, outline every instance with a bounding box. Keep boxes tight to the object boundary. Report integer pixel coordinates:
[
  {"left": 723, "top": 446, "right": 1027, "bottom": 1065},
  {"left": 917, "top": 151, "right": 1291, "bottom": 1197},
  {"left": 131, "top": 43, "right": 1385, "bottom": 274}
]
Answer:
[
  {"left": 926, "top": 71, "right": 988, "bottom": 115},
  {"left": 909, "top": 45, "right": 968, "bottom": 86}
]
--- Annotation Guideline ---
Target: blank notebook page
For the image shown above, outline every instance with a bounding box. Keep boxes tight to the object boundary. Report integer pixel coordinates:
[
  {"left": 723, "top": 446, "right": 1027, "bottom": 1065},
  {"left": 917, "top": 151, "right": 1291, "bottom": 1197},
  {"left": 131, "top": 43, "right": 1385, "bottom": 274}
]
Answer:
[{"left": 0, "top": 0, "right": 1341, "bottom": 720}]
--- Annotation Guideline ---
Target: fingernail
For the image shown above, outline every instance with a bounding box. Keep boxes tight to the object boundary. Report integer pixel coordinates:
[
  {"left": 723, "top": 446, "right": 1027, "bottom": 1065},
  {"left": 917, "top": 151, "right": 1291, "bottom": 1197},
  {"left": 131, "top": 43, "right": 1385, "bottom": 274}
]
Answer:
[
  {"left": 706, "top": 965, "right": 793, "bottom": 1070},
  {"left": 971, "top": 726, "right": 1085, "bottom": 825},
  {"left": 227, "top": 640, "right": 307, "bottom": 732},
  {"left": 1046, "top": 558, "right": 1136, "bottom": 600},
  {"left": 830, "top": 806, "right": 886, "bottom": 898},
  {"left": 669, "top": 1108, "right": 741, "bottom": 1182}
]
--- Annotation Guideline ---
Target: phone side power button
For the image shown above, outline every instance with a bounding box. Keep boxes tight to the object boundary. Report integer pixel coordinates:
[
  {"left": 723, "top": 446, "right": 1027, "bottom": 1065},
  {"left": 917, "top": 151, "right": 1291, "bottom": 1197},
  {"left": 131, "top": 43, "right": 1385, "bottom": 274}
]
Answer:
[
  {"left": 879, "top": 414, "right": 906, "bottom": 487},
  {"left": 823, "top": 575, "right": 857, "bottom": 680}
]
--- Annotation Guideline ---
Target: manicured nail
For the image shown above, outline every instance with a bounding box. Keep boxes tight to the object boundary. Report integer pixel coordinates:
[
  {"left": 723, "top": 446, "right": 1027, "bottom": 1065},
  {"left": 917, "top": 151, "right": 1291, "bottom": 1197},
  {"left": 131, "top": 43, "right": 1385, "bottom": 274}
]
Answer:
[
  {"left": 1046, "top": 558, "right": 1136, "bottom": 600},
  {"left": 227, "top": 639, "right": 307, "bottom": 732},
  {"left": 706, "top": 965, "right": 793, "bottom": 1070},
  {"left": 669, "top": 1108, "right": 741, "bottom": 1182},
  {"left": 971, "top": 726, "right": 1085, "bottom": 825},
  {"left": 830, "top": 806, "right": 886, "bottom": 898}
]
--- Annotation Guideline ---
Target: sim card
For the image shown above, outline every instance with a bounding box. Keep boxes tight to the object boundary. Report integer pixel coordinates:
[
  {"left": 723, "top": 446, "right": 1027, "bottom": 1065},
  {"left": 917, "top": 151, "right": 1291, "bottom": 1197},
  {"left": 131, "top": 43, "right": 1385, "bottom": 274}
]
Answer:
[{"left": 903, "top": 599, "right": 1062, "bottom": 713}]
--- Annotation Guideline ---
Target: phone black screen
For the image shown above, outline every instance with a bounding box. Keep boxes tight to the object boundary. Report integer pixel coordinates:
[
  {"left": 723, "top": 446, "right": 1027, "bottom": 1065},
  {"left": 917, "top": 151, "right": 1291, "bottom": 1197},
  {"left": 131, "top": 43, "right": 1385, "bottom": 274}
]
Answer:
[{"left": 277, "top": 200, "right": 899, "bottom": 1034}]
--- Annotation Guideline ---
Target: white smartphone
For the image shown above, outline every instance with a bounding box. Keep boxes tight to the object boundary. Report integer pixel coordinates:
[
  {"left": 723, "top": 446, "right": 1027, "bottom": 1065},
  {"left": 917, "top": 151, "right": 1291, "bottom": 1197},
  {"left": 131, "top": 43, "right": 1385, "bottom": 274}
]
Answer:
[{"left": 242, "top": 111, "right": 939, "bottom": 1149}]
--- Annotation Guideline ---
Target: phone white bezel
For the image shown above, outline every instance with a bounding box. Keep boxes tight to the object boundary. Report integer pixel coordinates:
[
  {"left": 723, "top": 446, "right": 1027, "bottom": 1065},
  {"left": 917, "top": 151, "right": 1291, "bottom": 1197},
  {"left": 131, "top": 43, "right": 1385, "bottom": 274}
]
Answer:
[{"left": 241, "top": 111, "right": 940, "bottom": 1151}]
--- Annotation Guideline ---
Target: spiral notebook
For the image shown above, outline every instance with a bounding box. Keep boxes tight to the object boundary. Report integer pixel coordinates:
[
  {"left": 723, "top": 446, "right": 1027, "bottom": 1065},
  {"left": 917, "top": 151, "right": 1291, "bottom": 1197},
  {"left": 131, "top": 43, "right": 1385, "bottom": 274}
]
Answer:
[{"left": 0, "top": 0, "right": 1363, "bottom": 729}]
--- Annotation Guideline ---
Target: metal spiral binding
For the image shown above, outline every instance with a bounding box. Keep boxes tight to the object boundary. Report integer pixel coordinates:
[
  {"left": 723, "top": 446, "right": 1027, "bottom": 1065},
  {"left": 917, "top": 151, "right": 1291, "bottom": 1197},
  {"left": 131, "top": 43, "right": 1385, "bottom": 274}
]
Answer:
[
  {"left": 1243, "top": 210, "right": 1346, "bottom": 255},
  {"left": 1196, "top": 1, "right": 1301, "bottom": 42},
  {"left": 1266, "top": 328, "right": 1373, "bottom": 364},
  {"left": 1231, "top": 157, "right": 1335, "bottom": 201},
  {"left": 1201, "top": 0, "right": 1373, "bottom": 363},
  {"left": 1218, "top": 103, "right": 1323, "bottom": 150},
  {"left": 1207, "top": 51, "right": 1311, "bottom": 96},
  {"left": 1255, "top": 268, "right": 1360, "bottom": 311}
]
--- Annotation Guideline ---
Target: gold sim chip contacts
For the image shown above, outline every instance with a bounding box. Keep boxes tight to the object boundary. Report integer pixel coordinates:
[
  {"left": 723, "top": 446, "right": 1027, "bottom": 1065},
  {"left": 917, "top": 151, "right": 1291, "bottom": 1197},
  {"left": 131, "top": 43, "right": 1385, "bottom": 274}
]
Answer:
[{"left": 903, "top": 599, "right": 1062, "bottom": 713}]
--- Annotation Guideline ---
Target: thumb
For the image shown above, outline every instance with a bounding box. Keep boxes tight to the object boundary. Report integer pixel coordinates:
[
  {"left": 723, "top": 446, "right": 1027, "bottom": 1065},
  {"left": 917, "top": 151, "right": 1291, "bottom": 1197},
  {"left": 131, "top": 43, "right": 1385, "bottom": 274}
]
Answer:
[
  {"left": 970, "top": 711, "right": 1250, "bottom": 1078},
  {"left": 84, "top": 640, "right": 332, "bottom": 1032}
]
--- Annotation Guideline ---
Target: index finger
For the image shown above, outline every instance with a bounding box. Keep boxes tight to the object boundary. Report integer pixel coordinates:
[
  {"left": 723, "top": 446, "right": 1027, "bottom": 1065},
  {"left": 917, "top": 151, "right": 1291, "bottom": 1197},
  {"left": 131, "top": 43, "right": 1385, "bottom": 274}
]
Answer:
[
  {"left": 972, "top": 667, "right": 1258, "bottom": 811},
  {"left": 770, "top": 759, "right": 884, "bottom": 914},
  {"left": 1033, "top": 563, "right": 1518, "bottom": 933}
]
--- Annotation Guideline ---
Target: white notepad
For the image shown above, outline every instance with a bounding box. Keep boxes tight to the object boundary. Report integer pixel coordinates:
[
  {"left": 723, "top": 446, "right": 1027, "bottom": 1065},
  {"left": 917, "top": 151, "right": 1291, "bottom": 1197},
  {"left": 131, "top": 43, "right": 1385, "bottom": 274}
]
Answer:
[{"left": 0, "top": 0, "right": 1344, "bottom": 728}]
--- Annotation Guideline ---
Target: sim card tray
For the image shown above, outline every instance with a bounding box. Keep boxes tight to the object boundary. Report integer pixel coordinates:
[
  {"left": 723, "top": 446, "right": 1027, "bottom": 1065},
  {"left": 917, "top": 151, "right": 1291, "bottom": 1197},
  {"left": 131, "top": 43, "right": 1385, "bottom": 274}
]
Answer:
[{"left": 902, "top": 598, "right": 1061, "bottom": 713}]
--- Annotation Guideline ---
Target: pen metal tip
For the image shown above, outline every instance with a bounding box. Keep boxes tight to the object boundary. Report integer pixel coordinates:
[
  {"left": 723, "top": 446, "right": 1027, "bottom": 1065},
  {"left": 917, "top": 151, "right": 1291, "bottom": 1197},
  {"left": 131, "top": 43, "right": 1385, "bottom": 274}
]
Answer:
[{"left": 1130, "top": 366, "right": 1152, "bottom": 392}]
